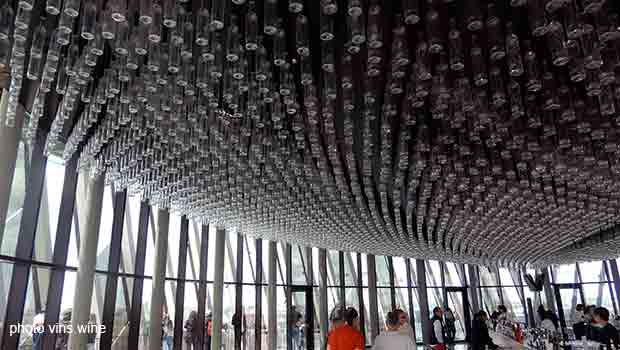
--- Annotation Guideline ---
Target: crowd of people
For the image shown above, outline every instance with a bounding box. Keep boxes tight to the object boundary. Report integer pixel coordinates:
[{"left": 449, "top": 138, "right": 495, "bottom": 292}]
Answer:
[
  {"left": 572, "top": 304, "right": 620, "bottom": 349},
  {"left": 325, "top": 304, "right": 463, "bottom": 350}
]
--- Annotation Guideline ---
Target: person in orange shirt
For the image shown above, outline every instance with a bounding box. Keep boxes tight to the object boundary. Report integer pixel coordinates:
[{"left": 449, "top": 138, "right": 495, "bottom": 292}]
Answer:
[{"left": 327, "top": 306, "right": 365, "bottom": 350}]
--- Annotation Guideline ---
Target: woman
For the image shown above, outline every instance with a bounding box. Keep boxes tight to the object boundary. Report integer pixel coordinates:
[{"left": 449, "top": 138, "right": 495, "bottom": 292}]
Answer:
[
  {"left": 327, "top": 306, "right": 364, "bottom": 350},
  {"left": 372, "top": 311, "right": 416, "bottom": 350},
  {"left": 444, "top": 308, "right": 457, "bottom": 343},
  {"left": 471, "top": 311, "right": 498, "bottom": 350}
]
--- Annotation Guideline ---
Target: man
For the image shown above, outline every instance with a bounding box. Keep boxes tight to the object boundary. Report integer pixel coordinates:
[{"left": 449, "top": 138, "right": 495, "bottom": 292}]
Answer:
[
  {"left": 589, "top": 307, "right": 619, "bottom": 350},
  {"left": 471, "top": 311, "right": 498, "bottom": 350},
  {"left": 430, "top": 307, "right": 446, "bottom": 350},
  {"left": 327, "top": 306, "right": 364, "bottom": 350},
  {"left": 394, "top": 309, "right": 416, "bottom": 344},
  {"left": 372, "top": 311, "right": 416, "bottom": 350}
]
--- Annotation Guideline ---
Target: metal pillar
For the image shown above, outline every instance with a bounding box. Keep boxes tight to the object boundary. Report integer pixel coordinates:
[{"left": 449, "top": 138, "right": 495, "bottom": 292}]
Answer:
[
  {"left": 542, "top": 267, "right": 557, "bottom": 313},
  {"left": 0, "top": 92, "right": 25, "bottom": 240},
  {"left": 405, "top": 259, "right": 417, "bottom": 341},
  {"left": 127, "top": 201, "right": 150, "bottom": 350},
  {"left": 608, "top": 260, "right": 620, "bottom": 313},
  {"left": 318, "top": 248, "right": 328, "bottom": 350},
  {"left": 196, "top": 224, "right": 210, "bottom": 350},
  {"left": 211, "top": 228, "right": 226, "bottom": 350},
  {"left": 267, "top": 241, "right": 278, "bottom": 350},
  {"left": 468, "top": 265, "right": 481, "bottom": 313},
  {"left": 416, "top": 259, "right": 431, "bottom": 345},
  {"left": 40, "top": 154, "right": 79, "bottom": 350},
  {"left": 0, "top": 126, "right": 47, "bottom": 350},
  {"left": 149, "top": 208, "right": 170, "bottom": 350},
  {"left": 68, "top": 174, "right": 105, "bottom": 350},
  {"left": 173, "top": 216, "right": 189, "bottom": 350},
  {"left": 235, "top": 233, "right": 244, "bottom": 350},
  {"left": 99, "top": 190, "right": 128, "bottom": 350},
  {"left": 367, "top": 254, "right": 379, "bottom": 342},
  {"left": 255, "top": 239, "right": 263, "bottom": 350}
]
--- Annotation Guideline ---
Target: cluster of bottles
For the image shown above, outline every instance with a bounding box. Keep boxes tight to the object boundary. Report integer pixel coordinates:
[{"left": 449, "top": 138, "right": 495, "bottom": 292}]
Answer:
[{"left": 1, "top": 0, "right": 620, "bottom": 261}]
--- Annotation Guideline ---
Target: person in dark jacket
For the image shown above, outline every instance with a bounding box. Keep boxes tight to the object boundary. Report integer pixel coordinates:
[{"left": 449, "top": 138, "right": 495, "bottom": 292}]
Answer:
[
  {"left": 444, "top": 308, "right": 457, "bottom": 343},
  {"left": 471, "top": 311, "right": 498, "bottom": 350},
  {"left": 430, "top": 307, "right": 446, "bottom": 350},
  {"left": 588, "top": 307, "right": 620, "bottom": 350}
]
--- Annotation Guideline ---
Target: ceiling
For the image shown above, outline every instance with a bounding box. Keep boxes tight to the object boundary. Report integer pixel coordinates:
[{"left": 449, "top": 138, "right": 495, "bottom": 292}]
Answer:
[{"left": 5, "top": 0, "right": 620, "bottom": 267}]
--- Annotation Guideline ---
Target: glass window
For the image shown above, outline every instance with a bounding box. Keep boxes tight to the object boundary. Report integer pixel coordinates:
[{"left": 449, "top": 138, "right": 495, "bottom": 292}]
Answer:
[
  {"left": 262, "top": 240, "right": 271, "bottom": 284},
  {"left": 276, "top": 286, "right": 287, "bottom": 350},
  {"left": 1, "top": 142, "right": 26, "bottom": 257},
  {"left": 120, "top": 194, "right": 141, "bottom": 275},
  {"left": 376, "top": 256, "right": 391, "bottom": 287},
  {"left": 480, "top": 287, "right": 502, "bottom": 313},
  {"left": 378, "top": 287, "right": 392, "bottom": 322},
  {"left": 276, "top": 243, "right": 286, "bottom": 284},
  {"left": 503, "top": 286, "right": 526, "bottom": 323},
  {"left": 186, "top": 220, "right": 201, "bottom": 281},
  {"left": 553, "top": 264, "right": 577, "bottom": 283},
  {"left": 139, "top": 279, "right": 152, "bottom": 350},
  {"left": 361, "top": 254, "right": 369, "bottom": 287},
  {"left": 291, "top": 244, "right": 307, "bottom": 285},
  {"left": 583, "top": 283, "right": 615, "bottom": 312},
  {"left": 144, "top": 208, "right": 157, "bottom": 277},
  {"left": 426, "top": 260, "right": 442, "bottom": 287},
  {"left": 112, "top": 276, "right": 132, "bottom": 349},
  {"left": 327, "top": 250, "right": 340, "bottom": 286},
  {"left": 394, "top": 258, "right": 409, "bottom": 288},
  {"left": 34, "top": 156, "right": 67, "bottom": 263},
  {"left": 427, "top": 287, "right": 443, "bottom": 311},
  {"left": 96, "top": 186, "right": 114, "bottom": 270},
  {"left": 579, "top": 261, "right": 606, "bottom": 282},
  {"left": 166, "top": 213, "right": 182, "bottom": 278},
  {"left": 224, "top": 231, "right": 238, "bottom": 283},
  {"left": 243, "top": 237, "right": 257, "bottom": 284},
  {"left": 499, "top": 268, "right": 517, "bottom": 286},
  {"left": 344, "top": 252, "right": 357, "bottom": 286},
  {"left": 444, "top": 262, "right": 464, "bottom": 286},
  {"left": 479, "top": 266, "right": 499, "bottom": 286}
]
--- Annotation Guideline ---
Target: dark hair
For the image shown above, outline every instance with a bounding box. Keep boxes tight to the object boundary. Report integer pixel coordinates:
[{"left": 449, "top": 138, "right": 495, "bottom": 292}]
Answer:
[
  {"left": 594, "top": 307, "right": 610, "bottom": 322},
  {"left": 433, "top": 307, "right": 442, "bottom": 315},
  {"left": 498, "top": 305, "right": 507, "bottom": 313},
  {"left": 576, "top": 304, "right": 585, "bottom": 311},
  {"left": 386, "top": 311, "right": 400, "bottom": 327},
  {"left": 345, "top": 307, "right": 359, "bottom": 326},
  {"left": 330, "top": 306, "right": 346, "bottom": 322}
]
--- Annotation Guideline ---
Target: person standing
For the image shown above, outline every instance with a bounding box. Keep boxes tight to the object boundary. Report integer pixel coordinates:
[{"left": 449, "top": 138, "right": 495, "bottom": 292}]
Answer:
[
  {"left": 183, "top": 311, "right": 197, "bottom": 350},
  {"left": 205, "top": 313, "right": 213, "bottom": 350},
  {"left": 444, "top": 308, "right": 457, "bottom": 343},
  {"left": 162, "top": 310, "right": 174, "bottom": 350},
  {"left": 393, "top": 309, "right": 416, "bottom": 344},
  {"left": 430, "top": 307, "right": 446, "bottom": 350},
  {"left": 32, "top": 311, "right": 45, "bottom": 350},
  {"left": 589, "top": 307, "right": 620, "bottom": 350},
  {"left": 470, "top": 311, "right": 497, "bottom": 350},
  {"left": 372, "top": 311, "right": 416, "bottom": 350},
  {"left": 327, "top": 306, "right": 365, "bottom": 350}
]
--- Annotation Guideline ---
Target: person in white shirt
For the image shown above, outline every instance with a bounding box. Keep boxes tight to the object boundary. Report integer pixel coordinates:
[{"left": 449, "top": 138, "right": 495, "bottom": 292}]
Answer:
[
  {"left": 394, "top": 308, "right": 416, "bottom": 344},
  {"left": 372, "top": 311, "right": 416, "bottom": 350},
  {"left": 430, "top": 307, "right": 446, "bottom": 350}
]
